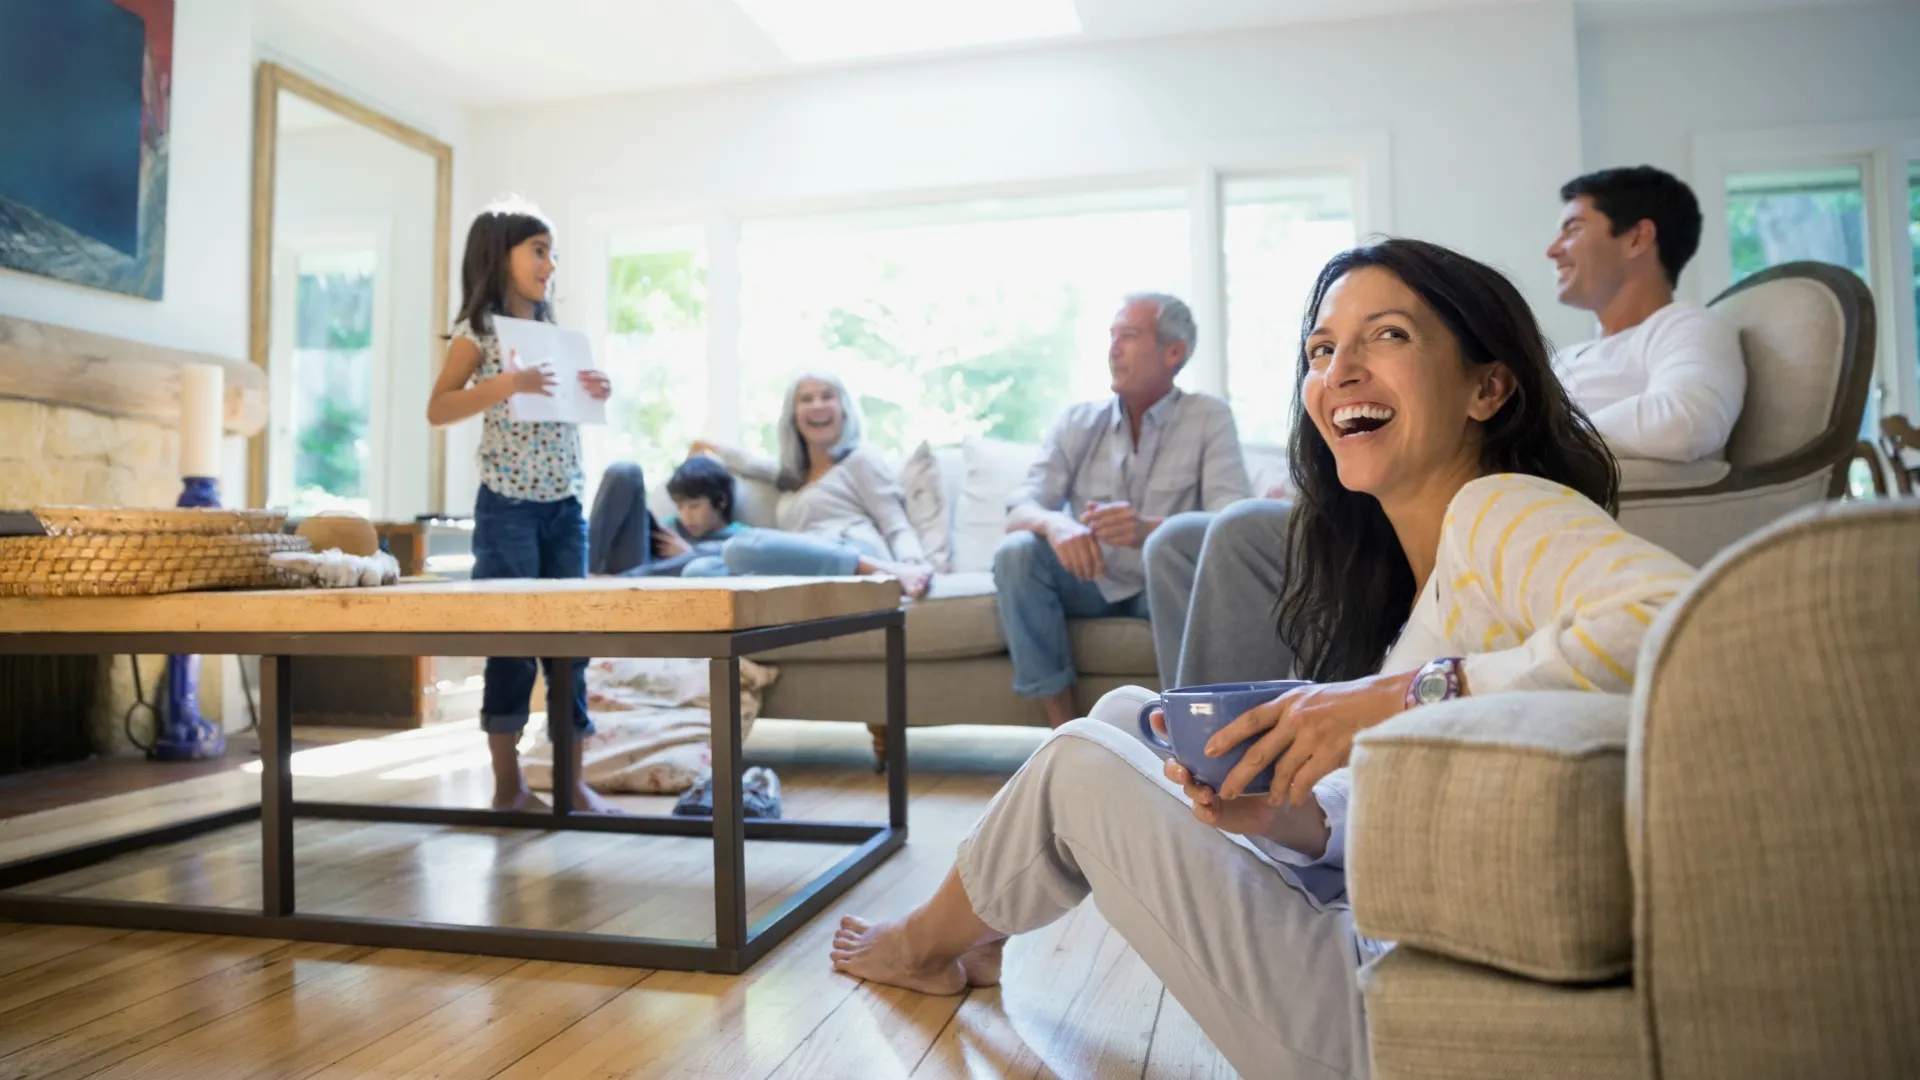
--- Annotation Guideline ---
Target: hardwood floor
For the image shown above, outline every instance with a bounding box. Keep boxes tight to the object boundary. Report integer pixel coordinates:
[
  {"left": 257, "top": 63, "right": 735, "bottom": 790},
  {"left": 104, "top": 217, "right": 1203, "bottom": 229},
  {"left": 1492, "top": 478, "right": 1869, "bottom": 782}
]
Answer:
[{"left": 0, "top": 720, "right": 1240, "bottom": 1079}]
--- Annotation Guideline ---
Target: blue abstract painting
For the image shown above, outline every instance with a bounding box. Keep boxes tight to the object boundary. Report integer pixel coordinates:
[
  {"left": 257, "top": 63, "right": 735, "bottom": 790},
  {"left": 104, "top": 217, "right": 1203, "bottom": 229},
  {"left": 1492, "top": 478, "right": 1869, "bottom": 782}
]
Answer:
[{"left": 0, "top": 0, "right": 174, "bottom": 299}]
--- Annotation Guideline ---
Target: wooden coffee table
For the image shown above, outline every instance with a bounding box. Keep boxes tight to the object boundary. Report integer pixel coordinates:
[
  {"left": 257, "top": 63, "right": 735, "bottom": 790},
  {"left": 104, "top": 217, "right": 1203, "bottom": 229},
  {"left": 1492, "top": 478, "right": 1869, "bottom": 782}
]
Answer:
[{"left": 0, "top": 577, "right": 907, "bottom": 973}]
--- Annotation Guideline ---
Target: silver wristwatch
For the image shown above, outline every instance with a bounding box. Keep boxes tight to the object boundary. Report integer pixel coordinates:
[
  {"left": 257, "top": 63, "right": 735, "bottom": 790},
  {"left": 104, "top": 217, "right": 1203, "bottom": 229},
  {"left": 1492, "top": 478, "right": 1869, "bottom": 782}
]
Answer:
[{"left": 1406, "top": 656, "right": 1465, "bottom": 709}]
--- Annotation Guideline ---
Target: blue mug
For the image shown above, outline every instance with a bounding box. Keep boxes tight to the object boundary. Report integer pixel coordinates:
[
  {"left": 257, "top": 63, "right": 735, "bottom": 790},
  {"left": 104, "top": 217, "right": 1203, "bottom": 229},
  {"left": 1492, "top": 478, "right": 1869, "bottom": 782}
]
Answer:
[{"left": 1137, "top": 680, "right": 1308, "bottom": 795}]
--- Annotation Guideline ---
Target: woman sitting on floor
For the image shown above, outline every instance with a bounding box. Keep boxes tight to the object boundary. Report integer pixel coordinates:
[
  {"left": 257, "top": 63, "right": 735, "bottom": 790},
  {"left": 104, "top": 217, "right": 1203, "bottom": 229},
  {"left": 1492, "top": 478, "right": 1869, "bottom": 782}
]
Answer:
[
  {"left": 684, "top": 371, "right": 935, "bottom": 598},
  {"left": 827, "top": 238, "right": 1695, "bottom": 1079}
]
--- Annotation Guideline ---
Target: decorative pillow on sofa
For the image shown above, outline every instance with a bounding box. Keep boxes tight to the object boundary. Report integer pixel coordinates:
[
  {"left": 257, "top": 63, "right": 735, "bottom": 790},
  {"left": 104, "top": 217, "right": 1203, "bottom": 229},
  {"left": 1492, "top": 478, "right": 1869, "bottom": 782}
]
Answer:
[
  {"left": 898, "top": 440, "right": 952, "bottom": 572},
  {"left": 953, "top": 436, "right": 1041, "bottom": 573}
]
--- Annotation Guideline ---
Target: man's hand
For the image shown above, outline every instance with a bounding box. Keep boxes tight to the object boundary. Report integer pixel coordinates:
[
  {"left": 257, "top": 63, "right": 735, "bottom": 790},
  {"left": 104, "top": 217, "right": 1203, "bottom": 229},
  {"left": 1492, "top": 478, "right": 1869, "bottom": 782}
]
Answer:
[
  {"left": 1083, "top": 500, "right": 1159, "bottom": 549},
  {"left": 1045, "top": 516, "right": 1105, "bottom": 582}
]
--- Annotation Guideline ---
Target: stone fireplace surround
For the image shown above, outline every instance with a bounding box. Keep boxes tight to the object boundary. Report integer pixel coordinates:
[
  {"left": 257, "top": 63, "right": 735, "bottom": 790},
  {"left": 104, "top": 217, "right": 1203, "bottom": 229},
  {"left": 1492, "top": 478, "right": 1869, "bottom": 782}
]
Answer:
[{"left": 1, "top": 314, "right": 268, "bottom": 757}]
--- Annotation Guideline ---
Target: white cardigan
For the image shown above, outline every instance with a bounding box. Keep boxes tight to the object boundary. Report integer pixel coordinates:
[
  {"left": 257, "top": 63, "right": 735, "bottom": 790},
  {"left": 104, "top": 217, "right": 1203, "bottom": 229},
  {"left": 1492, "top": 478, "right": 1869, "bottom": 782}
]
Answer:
[{"left": 717, "top": 444, "right": 927, "bottom": 564}]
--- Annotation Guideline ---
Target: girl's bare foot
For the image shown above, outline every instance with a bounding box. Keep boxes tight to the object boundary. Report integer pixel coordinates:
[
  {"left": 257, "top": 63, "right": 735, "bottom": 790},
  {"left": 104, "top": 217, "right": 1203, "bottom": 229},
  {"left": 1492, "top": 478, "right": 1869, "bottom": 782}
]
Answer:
[
  {"left": 493, "top": 788, "right": 550, "bottom": 812},
  {"left": 830, "top": 916, "right": 967, "bottom": 995},
  {"left": 959, "top": 939, "right": 1004, "bottom": 987},
  {"left": 568, "top": 783, "right": 627, "bottom": 815}
]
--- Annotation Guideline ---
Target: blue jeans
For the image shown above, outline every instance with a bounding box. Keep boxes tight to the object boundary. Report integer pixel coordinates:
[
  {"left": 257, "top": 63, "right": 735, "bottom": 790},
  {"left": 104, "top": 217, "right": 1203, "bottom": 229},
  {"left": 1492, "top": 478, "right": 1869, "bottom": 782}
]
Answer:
[
  {"left": 471, "top": 484, "right": 593, "bottom": 737},
  {"left": 681, "top": 529, "right": 874, "bottom": 578},
  {"left": 992, "top": 531, "right": 1149, "bottom": 698}
]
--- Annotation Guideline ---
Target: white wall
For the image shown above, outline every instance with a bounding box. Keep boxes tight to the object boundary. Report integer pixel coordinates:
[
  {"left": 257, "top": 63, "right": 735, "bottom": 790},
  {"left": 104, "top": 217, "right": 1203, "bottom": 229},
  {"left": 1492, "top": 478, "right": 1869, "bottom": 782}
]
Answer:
[
  {"left": 472, "top": 2, "right": 1589, "bottom": 349},
  {"left": 1578, "top": 2, "right": 1920, "bottom": 179},
  {"left": 0, "top": 0, "right": 255, "bottom": 360}
]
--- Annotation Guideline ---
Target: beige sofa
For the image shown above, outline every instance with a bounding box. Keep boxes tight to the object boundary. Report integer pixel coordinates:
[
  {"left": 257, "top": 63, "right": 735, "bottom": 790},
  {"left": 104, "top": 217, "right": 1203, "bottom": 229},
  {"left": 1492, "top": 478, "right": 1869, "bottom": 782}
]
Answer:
[
  {"left": 706, "top": 437, "right": 1289, "bottom": 752},
  {"left": 1347, "top": 498, "right": 1920, "bottom": 1079}
]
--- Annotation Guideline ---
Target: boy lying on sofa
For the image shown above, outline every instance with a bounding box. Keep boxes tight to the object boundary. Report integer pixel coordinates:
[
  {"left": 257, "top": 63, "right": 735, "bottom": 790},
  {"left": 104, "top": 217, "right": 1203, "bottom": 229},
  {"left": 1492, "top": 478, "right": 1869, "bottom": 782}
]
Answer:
[{"left": 587, "top": 456, "right": 747, "bottom": 578}]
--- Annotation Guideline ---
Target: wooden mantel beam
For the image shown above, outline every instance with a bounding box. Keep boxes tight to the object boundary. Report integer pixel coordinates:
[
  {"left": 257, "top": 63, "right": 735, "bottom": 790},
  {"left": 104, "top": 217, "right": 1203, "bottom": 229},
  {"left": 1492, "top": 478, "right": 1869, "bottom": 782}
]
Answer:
[{"left": 0, "top": 315, "right": 267, "bottom": 437}]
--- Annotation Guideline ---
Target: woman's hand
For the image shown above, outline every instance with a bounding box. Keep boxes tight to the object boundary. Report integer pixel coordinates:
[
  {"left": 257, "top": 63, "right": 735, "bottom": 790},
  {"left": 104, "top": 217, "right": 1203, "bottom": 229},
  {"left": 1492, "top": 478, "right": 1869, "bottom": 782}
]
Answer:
[
  {"left": 1208, "top": 670, "right": 1417, "bottom": 806},
  {"left": 1164, "top": 757, "right": 1285, "bottom": 838},
  {"left": 652, "top": 527, "right": 692, "bottom": 559},
  {"left": 578, "top": 370, "right": 612, "bottom": 400},
  {"left": 688, "top": 440, "right": 725, "bottom": 460}
]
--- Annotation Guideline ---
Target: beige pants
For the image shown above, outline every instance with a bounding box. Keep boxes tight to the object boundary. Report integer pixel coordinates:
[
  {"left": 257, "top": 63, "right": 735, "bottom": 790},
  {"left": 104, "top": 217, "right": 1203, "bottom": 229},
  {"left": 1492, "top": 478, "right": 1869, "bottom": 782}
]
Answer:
[{"left": 956, "top": 687, "right": 1370, "bottom": 1080}]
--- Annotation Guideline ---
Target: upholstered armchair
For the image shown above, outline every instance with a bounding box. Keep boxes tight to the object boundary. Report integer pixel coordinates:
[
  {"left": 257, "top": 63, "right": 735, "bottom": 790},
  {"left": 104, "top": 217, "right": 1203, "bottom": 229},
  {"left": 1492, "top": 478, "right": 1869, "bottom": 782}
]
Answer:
[
  {"left": 1616, "top": 261, "right": 1877, "bottom": 567},
  {"left": 1348, "top": 499, "right": 1920, "bottom": 1079}
]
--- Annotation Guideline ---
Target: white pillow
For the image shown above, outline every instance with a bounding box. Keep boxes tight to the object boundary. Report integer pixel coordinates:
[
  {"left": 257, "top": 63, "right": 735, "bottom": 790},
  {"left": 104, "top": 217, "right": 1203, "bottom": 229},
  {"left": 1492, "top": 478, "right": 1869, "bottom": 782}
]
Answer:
[
  {"left": 1244, "top": 446, "right": 1292, "bottom": 501},
  {"left": 952, "top": 436, "right": 1042, "bottom": 573},
  {"left": 898, "top": 440, "right": 952, "bottom": 572}
]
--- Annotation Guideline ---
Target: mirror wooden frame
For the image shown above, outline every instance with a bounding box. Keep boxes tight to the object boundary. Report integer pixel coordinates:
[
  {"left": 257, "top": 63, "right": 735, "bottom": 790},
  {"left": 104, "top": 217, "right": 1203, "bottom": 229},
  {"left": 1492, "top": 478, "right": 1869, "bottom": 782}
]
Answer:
[{"left": 248, "top": 61, "right": 454, "bottom": 513}]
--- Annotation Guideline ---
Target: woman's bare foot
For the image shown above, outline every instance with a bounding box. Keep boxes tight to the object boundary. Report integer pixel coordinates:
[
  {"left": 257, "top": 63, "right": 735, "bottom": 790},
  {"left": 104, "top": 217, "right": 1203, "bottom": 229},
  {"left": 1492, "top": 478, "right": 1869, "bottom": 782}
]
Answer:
[
  {"left": 830, "top": 916, "right": 967, "bottom": 995},
  {"left": 959, "top": 939, "right": 1004, "bottom": 987},
  {"left": 493, "top": 788, "right": 550, "bottom": 812},
  {"left": 863, "top": 559, "right": 934, "bottom": 600}
]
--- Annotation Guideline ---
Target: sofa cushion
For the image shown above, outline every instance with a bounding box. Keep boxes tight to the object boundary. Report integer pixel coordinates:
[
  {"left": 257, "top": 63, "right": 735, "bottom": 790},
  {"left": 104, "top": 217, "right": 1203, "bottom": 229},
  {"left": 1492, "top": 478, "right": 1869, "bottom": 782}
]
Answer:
[
  {"left": 750, "top": 572, "right": 1006, "bottom": 663},
  {"left": 1068, "top": 616, "right": 1157, "bottom": 676},
  {"left": 1362, "top": 947, "right": 1642, "bottom": 1080},
  {"left": 899, "top": 440, "right": 952, "bottom": 571},
  {"left": 1349, "top": 691, "right": 1633, "bottom": 983}
]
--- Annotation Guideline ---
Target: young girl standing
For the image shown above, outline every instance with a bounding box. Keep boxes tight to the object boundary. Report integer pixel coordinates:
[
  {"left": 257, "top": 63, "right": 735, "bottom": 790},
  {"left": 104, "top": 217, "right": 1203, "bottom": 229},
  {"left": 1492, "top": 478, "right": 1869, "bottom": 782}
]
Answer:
[{"left": 428, "top": 201, "right": 620, "bottom": 814}]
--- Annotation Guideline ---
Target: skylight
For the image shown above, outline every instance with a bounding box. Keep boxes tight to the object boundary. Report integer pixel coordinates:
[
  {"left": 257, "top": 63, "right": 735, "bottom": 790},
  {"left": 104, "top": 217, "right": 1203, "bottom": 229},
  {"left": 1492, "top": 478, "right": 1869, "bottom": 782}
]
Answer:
[{"left": 734, "top": 0, "right": 1082, "bottom": 64}]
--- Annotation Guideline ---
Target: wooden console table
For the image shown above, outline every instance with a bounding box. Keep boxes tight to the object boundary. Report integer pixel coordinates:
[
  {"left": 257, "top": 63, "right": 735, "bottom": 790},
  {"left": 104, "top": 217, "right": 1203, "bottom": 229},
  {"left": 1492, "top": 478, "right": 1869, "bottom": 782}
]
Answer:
[{"left": 0, "top": 577, "right": 907, "bottom": 974}]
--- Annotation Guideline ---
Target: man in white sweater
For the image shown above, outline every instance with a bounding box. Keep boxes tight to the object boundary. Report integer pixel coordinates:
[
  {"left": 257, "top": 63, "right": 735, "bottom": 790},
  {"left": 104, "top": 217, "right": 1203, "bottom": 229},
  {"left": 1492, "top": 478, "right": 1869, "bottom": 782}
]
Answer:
[
  {"left": 1547, "top": 165, "right": 1746, "bottom": 463},
  {"left": 1145, "top": 165, "right": 1741, "bottom": 689}
]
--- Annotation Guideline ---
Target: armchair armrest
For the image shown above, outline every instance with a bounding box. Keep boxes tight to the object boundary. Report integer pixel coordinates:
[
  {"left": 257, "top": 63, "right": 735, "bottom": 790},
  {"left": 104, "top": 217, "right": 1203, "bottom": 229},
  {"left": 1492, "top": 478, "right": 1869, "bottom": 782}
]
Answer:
[
  {"left": 1617, "top": 457, "right": 1732, "bottom": 495},
  {"left": 1349, "top": 691, "right": 1633, "bottom": 982}
]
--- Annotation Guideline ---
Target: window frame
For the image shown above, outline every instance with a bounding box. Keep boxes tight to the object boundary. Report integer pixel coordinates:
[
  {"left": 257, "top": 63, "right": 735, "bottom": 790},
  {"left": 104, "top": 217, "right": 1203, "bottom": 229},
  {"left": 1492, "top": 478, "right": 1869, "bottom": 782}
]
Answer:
[
  {"left": 568, "top": 133, "right": 1390, "bottom": 450},
  {"left": 1694, "top": 120, "right": 1920, "bottom": 427}
]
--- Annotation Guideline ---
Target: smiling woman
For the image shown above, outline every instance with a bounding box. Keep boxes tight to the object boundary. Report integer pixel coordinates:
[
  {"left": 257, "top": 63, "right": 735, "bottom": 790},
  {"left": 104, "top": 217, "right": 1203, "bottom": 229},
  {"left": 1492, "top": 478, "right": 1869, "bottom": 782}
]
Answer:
[{"left": 824, "top": 240, "right": 1693, "bottom": 1080}]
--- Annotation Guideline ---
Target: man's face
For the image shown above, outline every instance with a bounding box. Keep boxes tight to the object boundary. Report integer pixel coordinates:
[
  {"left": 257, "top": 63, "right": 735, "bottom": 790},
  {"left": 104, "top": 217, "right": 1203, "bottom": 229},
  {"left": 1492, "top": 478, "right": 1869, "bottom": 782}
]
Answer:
[
  {"left": 674, "top": 496, "right": 724, "bottom": 538},
  {"left": 1547, "top": 195, "right": 1633, "bottom": 312},
  {"left": 1108, "top": 299, "right": 1183, "bottom": 399}
]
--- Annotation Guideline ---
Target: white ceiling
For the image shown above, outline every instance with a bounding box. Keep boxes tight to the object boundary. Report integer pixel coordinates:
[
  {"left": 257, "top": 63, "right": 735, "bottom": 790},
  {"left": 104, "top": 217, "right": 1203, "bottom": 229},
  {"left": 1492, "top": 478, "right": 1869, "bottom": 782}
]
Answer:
[{"left": 269, "top": 0, "right": 1890, "bottom": 107}]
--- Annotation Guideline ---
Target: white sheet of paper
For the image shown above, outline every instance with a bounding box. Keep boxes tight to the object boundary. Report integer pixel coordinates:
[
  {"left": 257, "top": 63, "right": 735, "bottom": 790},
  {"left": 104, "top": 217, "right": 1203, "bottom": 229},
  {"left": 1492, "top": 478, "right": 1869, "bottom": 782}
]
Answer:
[{"left": 492, "top": 316, "right": 608, "bottom": 425}]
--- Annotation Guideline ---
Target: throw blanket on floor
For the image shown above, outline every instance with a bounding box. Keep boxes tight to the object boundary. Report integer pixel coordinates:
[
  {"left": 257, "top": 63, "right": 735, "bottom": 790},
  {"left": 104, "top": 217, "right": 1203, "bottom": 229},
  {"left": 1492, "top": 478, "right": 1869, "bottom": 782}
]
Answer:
[{"left": 521, "top": 656, "right": 780, "bottom": 795}]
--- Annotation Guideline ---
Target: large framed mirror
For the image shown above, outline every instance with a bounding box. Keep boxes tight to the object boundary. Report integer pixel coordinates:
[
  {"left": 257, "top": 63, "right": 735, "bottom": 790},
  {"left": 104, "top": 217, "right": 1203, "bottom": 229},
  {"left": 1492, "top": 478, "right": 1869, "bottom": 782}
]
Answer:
[{"left": 248, "top": 62, "right": 453, "bottom": 517}]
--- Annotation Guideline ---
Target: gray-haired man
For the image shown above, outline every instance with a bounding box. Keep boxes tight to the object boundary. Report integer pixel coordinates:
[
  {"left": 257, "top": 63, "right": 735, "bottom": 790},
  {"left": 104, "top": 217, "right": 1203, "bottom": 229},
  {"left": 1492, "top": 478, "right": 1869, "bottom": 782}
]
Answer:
[{"left": 996, "top": 293, "right": 1251, "bottom": 728}]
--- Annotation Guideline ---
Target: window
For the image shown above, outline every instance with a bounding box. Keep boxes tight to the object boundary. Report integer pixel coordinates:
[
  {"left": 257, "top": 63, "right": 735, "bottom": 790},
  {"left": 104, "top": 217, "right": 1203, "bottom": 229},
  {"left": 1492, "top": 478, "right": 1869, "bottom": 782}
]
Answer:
[
  {"left": 1909, "top": 159, "right": 1919, "bottom": 410},
  {"left": 284, "top": 249, "right": 376, "bottom": 518},
  {"left": 1724, "top": 166, "right": 1878, "bottom": 495},
  {"left": 1726, "top": 166, "right": 1870, "bottom": 285},
  {"left": 1223, "top": 175, "right": 1357, "bottom": 446},
  {"left": 737, "top": 191, "right": 1190, "bottom": 460},
  {"left": 592, "top": 229, "right": 709, "bottom": 500}
]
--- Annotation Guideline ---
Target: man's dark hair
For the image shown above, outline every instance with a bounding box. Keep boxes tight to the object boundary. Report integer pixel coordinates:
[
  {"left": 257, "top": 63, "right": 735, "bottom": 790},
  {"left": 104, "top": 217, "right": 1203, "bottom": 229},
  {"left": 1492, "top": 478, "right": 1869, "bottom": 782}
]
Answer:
[
  {"left": 667, "top": 456, "right": 735, "bottom": 522},
  {"left": 1559, "top": 166, "right": 1703, "bottom": 287}
]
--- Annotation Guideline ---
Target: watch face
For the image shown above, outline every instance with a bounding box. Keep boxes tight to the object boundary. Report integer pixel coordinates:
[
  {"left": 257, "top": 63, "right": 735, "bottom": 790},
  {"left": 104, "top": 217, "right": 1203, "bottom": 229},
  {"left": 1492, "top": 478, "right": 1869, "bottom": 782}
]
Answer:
[{"left": 1416, "top": 671, "right": 1448, "bottom": 704}]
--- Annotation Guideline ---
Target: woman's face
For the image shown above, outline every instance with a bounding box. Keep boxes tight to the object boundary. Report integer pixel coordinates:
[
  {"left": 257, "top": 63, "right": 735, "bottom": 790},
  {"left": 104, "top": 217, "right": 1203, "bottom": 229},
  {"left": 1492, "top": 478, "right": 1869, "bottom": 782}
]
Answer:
[
  {"left": 1300, "top": 266, "right": 1513, "bottom": 501},
  {"left": 792, "top": 379, "right": 846, "bottom": 449}
]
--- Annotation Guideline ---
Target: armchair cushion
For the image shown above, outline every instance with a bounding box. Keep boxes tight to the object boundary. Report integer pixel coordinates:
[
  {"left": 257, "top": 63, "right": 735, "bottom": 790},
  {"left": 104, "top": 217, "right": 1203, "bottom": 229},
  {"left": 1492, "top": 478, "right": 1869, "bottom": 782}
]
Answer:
[
  {"left": 1362, "top": 947, "right": 1642, "bottom": 1080},
  {"left": 1349, "top": 691, "right": 1633, "bottom": 982},
  {"left": 1616, "top": 457, "right": 1731, "bottom": 494}
]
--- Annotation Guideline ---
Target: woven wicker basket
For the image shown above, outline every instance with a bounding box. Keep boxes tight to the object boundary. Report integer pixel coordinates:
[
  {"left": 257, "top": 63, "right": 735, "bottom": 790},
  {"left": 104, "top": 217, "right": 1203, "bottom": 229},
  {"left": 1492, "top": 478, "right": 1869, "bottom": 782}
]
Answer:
[
  {"left": 0, "top": 532, "right": 313, "bottom": 597},
  {"left": 29, "top": 506, "right": 288, "bottom": 538}
]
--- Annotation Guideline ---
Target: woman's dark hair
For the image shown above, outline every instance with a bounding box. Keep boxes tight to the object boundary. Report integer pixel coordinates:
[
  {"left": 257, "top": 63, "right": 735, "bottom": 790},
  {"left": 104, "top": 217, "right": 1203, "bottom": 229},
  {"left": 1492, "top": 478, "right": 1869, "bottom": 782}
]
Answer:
[
  {"left": 1276, "top": 238, "right": 1619, "bottom": 683},
  {"left": 667, "top": 456, "right": 736, "bottom": 522},
  {"left": 453, "top": 201, "right": 554, "bottom": 334}
]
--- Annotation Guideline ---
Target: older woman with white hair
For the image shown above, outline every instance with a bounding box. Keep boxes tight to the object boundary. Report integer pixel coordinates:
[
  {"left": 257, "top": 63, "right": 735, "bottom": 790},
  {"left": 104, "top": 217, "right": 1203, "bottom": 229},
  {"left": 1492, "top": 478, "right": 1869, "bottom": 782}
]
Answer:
[{"left": 688, "top": 372, "right": 934, "bottom": 598}]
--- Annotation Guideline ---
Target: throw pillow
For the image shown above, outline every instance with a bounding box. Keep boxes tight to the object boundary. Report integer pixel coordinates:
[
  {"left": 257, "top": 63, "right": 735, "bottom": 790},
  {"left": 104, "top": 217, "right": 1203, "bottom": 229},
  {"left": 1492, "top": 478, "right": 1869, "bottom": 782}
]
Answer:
[
  {"left": 898, "top": 440, "right": 952, "bottom": 572},
  {"left": 953, "top": 435, "right": 1041, "bottom": 573}
]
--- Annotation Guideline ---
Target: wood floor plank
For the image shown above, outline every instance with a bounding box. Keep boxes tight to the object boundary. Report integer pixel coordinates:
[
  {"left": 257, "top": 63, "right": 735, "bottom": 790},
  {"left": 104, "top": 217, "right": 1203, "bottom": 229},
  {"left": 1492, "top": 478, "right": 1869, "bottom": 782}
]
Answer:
[
  {"left": 1029, "top": 923, "right": 1165, "bottom": 1079},
  {"left": 0, "top": 924, "right": 130, "bottom": 980},
  {"left": 0, "top": 935, "right": 286, "bottom": 1060},
  {"left": 763, "top": 981, "right": 968, "bottom": 1080},
  {"left": 0, "top": 941, "right": 368, "bottom": 1080},
  {"left": 0, "top": 930, "right": 204, "bottom": 1016},
  {"left": 62, "top": 948, "right": 521, "bottom": 1080},
  {"left": 302, "top": 960, "right": 646, "bottom": 1080},
  {"left": 1141, "top": 992, "right": 1241, "bottom": 1080}
]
